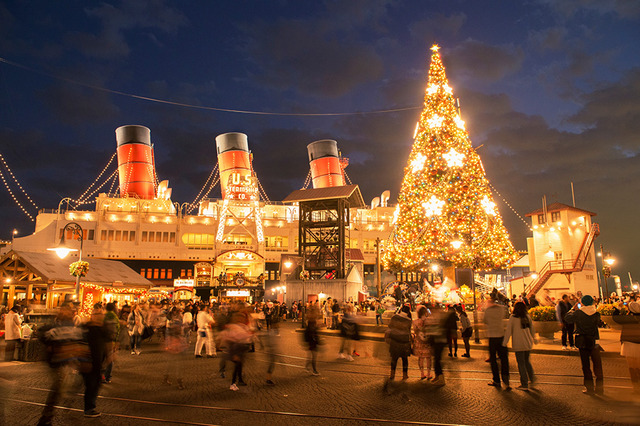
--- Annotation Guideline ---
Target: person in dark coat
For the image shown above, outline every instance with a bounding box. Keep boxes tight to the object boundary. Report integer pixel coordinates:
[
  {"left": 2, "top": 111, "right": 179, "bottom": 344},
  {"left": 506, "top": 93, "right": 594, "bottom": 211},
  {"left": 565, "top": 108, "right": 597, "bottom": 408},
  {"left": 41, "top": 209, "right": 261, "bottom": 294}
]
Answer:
[
  {"left": 385, "top": 304, "right": 412, "bottom": 381},
  {"left": 444, "top": 305, "right": 459, "bottom": 357},
  {"left": 304, "top": 307, "right": 321, "bottom": 376},
  {"left": 37, "top": 302, "right": 84, "bottom": 425},
  {"left": 565, "top": 295, "right": 603, "bottom": 395},
  {"left": 81, "top": 304, "right": 108, "bottom": 417}
]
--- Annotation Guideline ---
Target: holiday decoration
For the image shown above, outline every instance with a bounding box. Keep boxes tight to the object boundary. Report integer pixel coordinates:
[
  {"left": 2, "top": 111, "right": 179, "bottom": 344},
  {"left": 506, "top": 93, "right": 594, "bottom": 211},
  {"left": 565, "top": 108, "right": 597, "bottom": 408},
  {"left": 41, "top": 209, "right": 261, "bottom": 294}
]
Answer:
[
  {"left": 69, "top": 260, "right": 90, "bottom": 277},
  {"left": 384, "top": 45, "right": 518, "bottom": 272}
]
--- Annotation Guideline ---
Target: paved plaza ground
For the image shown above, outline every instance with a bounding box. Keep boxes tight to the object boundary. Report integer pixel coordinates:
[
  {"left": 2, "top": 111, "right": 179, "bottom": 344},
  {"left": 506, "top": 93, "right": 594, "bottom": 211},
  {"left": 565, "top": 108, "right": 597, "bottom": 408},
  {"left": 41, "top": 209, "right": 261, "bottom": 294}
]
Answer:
[{"left": 0, "top": 321, "right": 638, "bottom": 425}]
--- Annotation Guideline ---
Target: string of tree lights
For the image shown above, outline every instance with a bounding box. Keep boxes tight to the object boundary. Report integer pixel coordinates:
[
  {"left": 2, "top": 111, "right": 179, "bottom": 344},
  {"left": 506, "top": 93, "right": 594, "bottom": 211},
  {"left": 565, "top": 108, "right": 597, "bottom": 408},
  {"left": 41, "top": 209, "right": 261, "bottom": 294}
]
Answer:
[{"left": 383, "top": 45, "right": 518, "bottom": 272}]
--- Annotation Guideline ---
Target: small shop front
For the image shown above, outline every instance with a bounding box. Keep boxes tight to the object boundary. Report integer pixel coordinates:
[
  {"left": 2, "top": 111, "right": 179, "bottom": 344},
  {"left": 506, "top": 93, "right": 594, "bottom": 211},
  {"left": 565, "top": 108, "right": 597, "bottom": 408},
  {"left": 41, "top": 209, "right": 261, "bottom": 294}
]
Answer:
[{"left": 173, "top": 278, "right": 195, "bottom": 301}]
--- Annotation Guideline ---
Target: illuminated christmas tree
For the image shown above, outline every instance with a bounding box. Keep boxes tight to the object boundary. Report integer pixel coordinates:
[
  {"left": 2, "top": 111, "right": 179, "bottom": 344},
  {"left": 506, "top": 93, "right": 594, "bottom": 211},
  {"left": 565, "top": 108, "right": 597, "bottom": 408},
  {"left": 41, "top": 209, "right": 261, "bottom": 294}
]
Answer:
[{"left": 384, "top": 45, "right": 517, "bottom": 272}]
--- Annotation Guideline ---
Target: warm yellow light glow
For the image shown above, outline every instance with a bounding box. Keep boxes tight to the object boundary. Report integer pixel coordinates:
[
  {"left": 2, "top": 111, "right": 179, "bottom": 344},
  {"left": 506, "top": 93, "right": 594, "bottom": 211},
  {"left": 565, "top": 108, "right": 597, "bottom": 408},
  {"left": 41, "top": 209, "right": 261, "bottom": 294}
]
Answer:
[
  {"left": 411, "top": 153, "right": 427, "bottom": 173},
  {"left": 451, "top": 240, "right": 463, "bottom": 249},
  {"left": 431, "top": 264, "right": 439, "bottom": 272},
  {"left": 481, "top": 196, "right": 496, "bottom": 216},
  {"left": 422, "top": 196, "right": 445, "bottom": 217},
  {"left": 443, "top": 148, "right": 465, "bottom": 168},
  {"left": 604, "top": 257, "right": 615, "bottom": 266},
  {"left": 284, "top": 261, "right": 293, "bottom": 269},
  {"left": 427, "top": 114, "right": 444, "bottom": 129},
  {"left": 531, "top": 273, "right": 539, "bottom": 279}
]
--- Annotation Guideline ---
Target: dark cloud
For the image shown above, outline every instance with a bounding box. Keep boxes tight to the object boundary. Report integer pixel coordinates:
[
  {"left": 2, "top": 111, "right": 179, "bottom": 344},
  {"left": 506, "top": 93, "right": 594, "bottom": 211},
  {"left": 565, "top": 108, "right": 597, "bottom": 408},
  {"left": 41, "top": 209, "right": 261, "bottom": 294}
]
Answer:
[
  {"left": 528, "top": 26, "right": 568, "bottom": 51},
  {"left": 68, "top": 0, "right": 189, "bottom": 59},
  {"left": 538, "top": 0, "right": 640, "bottom": 20},
  {"left": 242, "top": 18, "right": 384, "bottom": 98},
  {"left": 446, "top": 39, "right": 525, "bottom": 83},
  {"left": 38, "top": 84, "right": 120, "bottom": 125},
  {"left": 409, "top": 12, "right": 467, "bottom": 42}
]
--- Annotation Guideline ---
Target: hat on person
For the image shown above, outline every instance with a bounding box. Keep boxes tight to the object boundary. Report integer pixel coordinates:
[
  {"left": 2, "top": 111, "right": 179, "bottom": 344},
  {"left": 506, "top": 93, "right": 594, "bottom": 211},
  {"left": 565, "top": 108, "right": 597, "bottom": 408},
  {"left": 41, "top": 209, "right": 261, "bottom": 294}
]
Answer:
[
  {"left": 628, "top": 301, "right": 640, "bottom": 314},
  {"left": 581, "top": 295, "right": 594, "bottom": 306}
]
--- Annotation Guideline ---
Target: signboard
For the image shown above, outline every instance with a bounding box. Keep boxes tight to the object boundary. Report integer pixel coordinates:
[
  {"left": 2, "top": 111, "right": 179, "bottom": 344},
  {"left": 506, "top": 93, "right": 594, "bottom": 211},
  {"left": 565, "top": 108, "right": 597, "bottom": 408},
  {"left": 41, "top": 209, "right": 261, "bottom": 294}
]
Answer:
[
  {"left": 173, "top": 279, "right": 194, "bottom": 288},
  {"left": 226, "top": 290, "right": 250, "bottom": 297},
  {"left": 226, "top": 173, "right": 259, "bottom": 201}
]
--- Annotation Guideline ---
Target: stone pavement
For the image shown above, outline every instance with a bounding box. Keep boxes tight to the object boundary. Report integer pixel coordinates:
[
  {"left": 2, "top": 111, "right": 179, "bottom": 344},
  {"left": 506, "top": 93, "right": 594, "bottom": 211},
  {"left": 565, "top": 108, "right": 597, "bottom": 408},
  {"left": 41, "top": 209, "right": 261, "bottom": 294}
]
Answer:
[{"left": 0, "top": 321, "right": 637, "bottom": 426}]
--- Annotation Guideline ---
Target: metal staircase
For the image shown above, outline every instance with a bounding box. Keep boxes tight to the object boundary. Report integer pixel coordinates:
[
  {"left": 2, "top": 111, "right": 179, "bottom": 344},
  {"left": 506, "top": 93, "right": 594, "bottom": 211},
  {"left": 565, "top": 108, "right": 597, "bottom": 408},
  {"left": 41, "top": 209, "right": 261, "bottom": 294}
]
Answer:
[{"left": 525, "top": 223, "right": 599, "bottom": 298}]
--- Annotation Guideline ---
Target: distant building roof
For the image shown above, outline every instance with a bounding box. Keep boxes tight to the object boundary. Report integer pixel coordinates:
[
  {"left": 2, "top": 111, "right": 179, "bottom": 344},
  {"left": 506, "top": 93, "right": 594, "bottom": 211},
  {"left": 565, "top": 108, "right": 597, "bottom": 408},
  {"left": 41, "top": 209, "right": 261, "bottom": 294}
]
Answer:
[
  {"left": 3, "top": 250, "right": 152, "bottom": 287},
  {"left": 347, "top": 248, "right": 365, "bottom": 262},
  {"left": 282, "top": 184, "right": 366, "bottom": 208},
  {"left": 525, "top": 202, "right": 596, "bottom": 217}
]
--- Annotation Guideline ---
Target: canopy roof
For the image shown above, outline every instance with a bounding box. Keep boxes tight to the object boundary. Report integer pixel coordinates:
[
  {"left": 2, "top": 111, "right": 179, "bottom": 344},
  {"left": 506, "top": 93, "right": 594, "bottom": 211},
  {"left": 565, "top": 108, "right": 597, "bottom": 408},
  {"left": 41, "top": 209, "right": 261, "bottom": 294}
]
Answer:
[
  {"left": 282, "top": 184, "right": 365, "bottom": 208},
  {"left": 0, "top": 250, "right": 152, "bottom": 287}
]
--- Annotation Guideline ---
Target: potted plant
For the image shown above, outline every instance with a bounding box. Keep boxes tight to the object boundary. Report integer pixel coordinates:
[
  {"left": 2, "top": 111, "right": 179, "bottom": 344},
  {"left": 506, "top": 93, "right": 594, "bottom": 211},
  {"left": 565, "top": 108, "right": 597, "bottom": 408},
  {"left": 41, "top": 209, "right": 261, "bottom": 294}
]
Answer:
[
  {"left": 597, "top": 304, "right": 628, "bottom": 330},
  {"left": 528, "top": 306, "right": 561, "bottom": 340}
]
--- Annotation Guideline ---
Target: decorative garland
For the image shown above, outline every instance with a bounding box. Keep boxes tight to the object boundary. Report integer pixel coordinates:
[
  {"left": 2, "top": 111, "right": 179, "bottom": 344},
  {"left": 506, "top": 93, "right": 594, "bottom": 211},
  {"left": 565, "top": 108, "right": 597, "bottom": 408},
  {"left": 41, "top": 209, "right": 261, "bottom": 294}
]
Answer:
[
  {"left": 69, "top": 261, "right": 90, "bottom": 277},
  {"left": 80, "top": 282, "right": 148, "bottom": 296}
]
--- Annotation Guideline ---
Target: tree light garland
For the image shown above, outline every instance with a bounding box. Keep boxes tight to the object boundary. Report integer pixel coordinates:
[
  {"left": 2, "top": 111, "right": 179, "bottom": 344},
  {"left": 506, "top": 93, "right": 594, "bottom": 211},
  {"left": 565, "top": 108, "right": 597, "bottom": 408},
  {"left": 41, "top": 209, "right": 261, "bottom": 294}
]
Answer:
[{"left": 384, "top": 45, "right": 518, "bottom": 272}]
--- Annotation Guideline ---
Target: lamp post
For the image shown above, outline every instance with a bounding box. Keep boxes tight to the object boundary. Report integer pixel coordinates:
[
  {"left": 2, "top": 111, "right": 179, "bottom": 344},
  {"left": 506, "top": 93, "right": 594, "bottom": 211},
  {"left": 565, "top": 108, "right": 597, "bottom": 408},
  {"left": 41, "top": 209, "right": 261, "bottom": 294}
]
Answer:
[
  {"left": 48, "top": 222, "right": 84, "bottom": 301},
  {"left": 599, "top": 244, "right": 615, "bottom": 302}
]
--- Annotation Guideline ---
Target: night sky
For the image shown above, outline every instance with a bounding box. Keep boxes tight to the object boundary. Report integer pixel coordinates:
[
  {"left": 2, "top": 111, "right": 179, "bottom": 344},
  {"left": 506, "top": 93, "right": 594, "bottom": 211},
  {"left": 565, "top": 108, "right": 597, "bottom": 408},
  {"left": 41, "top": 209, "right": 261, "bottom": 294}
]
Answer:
[{"left": 1, "top": 1, "right": 639, "bottom": 289}]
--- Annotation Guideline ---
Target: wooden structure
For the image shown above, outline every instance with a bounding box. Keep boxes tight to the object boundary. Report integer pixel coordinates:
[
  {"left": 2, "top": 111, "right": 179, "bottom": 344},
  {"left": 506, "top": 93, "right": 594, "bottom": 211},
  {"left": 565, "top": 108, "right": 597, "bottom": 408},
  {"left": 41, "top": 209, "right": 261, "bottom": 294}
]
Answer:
[{"left": 283, "top": 185, "right": 365, "bottom": 279}]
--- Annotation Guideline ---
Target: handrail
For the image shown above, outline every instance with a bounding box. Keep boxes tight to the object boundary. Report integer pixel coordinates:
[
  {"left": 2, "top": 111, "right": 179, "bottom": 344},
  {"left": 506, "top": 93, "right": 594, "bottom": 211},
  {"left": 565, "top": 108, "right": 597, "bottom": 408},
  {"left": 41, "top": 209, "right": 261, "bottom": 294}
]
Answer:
[{"left": 526, "top": 223, "right": 600, "bottom": 297}]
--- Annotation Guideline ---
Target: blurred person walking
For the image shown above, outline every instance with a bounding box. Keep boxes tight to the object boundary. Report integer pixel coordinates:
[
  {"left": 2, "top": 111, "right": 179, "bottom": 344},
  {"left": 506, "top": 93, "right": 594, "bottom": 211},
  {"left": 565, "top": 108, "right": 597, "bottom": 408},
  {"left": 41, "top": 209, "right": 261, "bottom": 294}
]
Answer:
[
  {"left": 614, "top": 299, "right": 640, "bottom": 393},
  {"left": 385, "top": 304, "right": 412, "bottom": 382},
  {"left": 4, "top": 305, "right": 22, "bottom": 361},
  {"left": 37, "top": 302, "right": 84, "bottom": 426},
  {"left": 220, "top": 312, "right": 253, "bottom": 391},
  {"left": 445, "top": 305, "right": 458, "bottom": 357},
  {"left": 127, "top": 304, "right": 145, "bottom": 355},
  {"left": 503, "top": 301, "right": 536, "bottom": 391},
  {"left": 457, "top": 305, "right": 472, "bottom": 358},
  {"left": 484, "top": 296, "right": 511, "bottom": 390},
  {"left": 303, "top": 308, "right": 321, "bottom": 376},
  {"left": 163, "top": 307, "right": 187, "bottom": 389},
  {"left": 101, "top": 302, "right": 120, "bottom": 384},
  {"left": 80, "top": 304, "right": 108, "bottom": 418},
  {"left": 565, "top": 295, "right": 604, "bottom": 395},
  {"left": 412, "top": 305, "right": 432, "bottom": 380},
  {"left": 195, "top": 305, "right": 216, "bottom": 358}
]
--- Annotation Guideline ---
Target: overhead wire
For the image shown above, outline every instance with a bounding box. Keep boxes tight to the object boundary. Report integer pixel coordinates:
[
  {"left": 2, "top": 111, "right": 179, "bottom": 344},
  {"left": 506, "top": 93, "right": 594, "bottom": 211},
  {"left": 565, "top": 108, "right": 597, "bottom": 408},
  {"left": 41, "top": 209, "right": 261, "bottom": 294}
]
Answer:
[{"left": 0, "top": 56, "right": 420, "bottom": 117}]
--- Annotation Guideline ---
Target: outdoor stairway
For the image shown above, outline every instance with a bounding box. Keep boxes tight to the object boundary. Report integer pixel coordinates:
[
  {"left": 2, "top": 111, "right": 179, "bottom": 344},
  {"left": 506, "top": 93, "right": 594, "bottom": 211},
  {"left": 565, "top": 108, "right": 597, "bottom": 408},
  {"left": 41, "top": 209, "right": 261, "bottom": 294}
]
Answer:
[{"left": 525, "top": 222, "right": 600, "bottom": 298}]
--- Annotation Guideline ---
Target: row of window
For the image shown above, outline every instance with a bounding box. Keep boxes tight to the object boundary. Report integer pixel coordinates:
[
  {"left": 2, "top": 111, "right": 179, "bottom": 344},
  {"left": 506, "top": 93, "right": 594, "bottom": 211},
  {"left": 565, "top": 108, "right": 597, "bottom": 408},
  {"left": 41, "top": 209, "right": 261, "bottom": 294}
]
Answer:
[
  {"left": 140, "top": 268, "right": 194, "bottom": 280},
  {"left": 537, "top": 212, "right": 561, "bottom": 224}
]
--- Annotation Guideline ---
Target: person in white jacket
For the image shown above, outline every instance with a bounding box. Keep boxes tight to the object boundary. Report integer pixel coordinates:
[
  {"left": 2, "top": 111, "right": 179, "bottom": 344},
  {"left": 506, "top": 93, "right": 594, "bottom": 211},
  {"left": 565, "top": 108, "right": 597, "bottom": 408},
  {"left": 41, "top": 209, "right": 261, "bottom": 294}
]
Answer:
[
  {"left": 4, "top": 306, "right": 22, "bottom": 361},
  {"left": 503, "top": 301, "right": 537, "bottom": 391},
  {"left": 195, "top": 306, "right": 216, "bottom": 358}
]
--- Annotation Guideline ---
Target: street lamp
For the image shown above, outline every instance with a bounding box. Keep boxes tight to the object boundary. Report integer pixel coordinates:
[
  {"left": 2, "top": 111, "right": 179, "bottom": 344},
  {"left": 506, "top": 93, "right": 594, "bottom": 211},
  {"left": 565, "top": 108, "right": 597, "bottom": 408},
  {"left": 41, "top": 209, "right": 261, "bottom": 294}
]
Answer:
[
  {"left": 600, "top": 245, "right": 615, "bottom": 302},
  {"left": 48, "top": 222, "right": 84, "bottom": 300}
]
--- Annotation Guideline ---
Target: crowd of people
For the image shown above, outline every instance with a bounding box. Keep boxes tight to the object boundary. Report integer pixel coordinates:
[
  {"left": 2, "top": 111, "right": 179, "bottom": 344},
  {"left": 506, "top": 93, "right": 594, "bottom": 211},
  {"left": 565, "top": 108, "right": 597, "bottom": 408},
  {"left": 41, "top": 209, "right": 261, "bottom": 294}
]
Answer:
[{"left": 0, "top": 287, "right": 638, "bottom": 425}]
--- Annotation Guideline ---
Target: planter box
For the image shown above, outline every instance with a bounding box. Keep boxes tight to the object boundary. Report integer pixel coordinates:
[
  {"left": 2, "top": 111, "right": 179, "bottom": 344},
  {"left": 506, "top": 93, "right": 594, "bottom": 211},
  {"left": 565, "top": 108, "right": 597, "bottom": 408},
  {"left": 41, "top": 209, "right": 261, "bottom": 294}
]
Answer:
[
  {"left": 600, "top": 315, "right": 623, "bottom": 330},
  {"left": 533, "top": 321, "right": 561, "bottom": 340}
]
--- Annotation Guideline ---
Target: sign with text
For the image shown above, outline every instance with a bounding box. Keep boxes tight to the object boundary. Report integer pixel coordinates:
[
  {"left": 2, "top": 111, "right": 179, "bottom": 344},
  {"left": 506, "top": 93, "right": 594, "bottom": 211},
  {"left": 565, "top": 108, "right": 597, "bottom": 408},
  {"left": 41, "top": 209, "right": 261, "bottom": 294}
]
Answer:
[
  {"left": 173, "top": 279, "right": 194, "bottom": 288},
  {"left": 226, "top": 290, "right": 250, "bottom": 297}
]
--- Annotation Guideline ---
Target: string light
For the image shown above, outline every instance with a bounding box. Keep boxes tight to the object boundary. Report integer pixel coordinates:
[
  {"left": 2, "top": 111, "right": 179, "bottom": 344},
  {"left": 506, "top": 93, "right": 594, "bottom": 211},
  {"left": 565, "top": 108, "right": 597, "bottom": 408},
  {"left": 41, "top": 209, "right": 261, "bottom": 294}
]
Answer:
[
  {"left": 74, "top": 153, "right": 116, "bottom": 204},
  {"left": 0, "top": 164, "right": 35, "bottom": 221},
  {"left": 0, "top": 152, "right": 39, "bottom": 209},
  {"left": 384, "top": 44, "right": 518, "bottom": 271},
  {"left": 186, "top": 164, "right": 219, "bottom": 212},
  {"left": 76, "top": 169, "right": 119, "bottom": 206}
]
